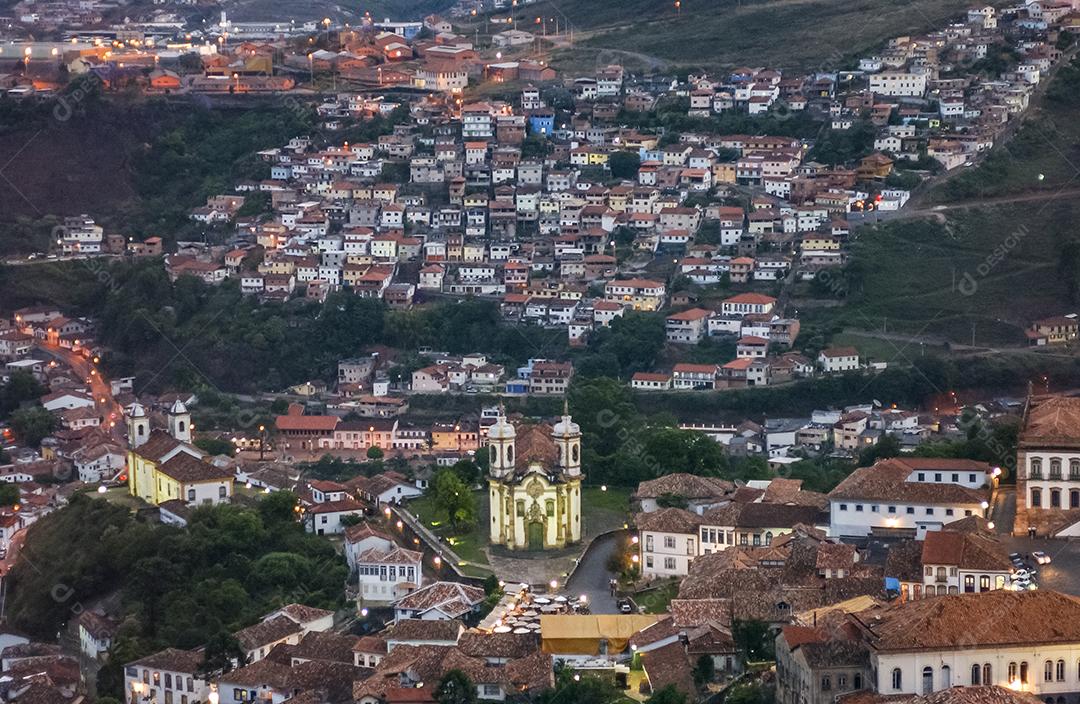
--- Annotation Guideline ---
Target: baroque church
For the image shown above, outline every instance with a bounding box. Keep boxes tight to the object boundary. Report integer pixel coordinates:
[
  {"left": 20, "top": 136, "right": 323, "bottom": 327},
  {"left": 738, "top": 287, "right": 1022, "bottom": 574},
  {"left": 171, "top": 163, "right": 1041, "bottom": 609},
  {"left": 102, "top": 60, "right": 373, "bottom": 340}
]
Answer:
[{"left": 487, "top": 405, "right": 583, "bottom": 551}]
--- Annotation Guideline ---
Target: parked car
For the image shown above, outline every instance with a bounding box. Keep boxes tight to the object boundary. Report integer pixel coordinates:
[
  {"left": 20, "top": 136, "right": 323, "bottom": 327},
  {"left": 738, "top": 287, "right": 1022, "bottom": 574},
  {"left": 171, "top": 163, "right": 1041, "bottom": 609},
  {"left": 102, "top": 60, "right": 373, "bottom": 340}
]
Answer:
[{"left": 1032, "top": 551, "right": 1051, "bottom": 565}]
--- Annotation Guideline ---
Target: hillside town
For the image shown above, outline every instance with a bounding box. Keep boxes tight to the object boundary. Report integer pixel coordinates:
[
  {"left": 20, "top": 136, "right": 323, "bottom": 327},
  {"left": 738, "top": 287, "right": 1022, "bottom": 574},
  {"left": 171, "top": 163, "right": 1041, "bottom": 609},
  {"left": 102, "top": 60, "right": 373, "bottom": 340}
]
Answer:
[{"left": 3, "top": 0, "right": 1080, "bottom": 701}]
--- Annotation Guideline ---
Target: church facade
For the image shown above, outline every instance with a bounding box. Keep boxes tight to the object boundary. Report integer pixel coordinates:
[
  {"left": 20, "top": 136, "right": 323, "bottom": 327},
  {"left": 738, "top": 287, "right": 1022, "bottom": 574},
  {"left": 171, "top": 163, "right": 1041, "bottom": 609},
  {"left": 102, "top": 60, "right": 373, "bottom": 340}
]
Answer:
[
  {"left": 126, "top": 400, "right": 235, "bottom": 507},
  {"left": 487, "top": 407, "right": 583, "bottom": 551}
]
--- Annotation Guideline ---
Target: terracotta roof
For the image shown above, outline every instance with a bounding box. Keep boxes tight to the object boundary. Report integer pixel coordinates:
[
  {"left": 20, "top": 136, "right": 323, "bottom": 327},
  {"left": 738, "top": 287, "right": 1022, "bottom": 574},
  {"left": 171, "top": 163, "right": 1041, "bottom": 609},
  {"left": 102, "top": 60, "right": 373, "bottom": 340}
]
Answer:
[
  {"left": 852, "top": 590, "right": 1080, "bottom": 652},
  {"left": 129, "top": 647, "right": 203, "bottom": 673},
  {"left": 1021, "top": 395, "right": 1080, "bottom": 448},
  {"left": 636, "top": 507, "right": 701, "bottom": 534},
  {"left": 828, "top": 459, "right": 987, "bottom": 505},
  {"left": 393, "top": 582, "right": 485, "bottom": 617},
  {"left": 634, "top": 473, "right": 734, "bottom": 501},
  {"left": 275, "top": 414, "right": 340, "bottom": 432},
  {"left": 159, "top": 453, "right": 234, "bottom": 483},
  {"left": 920, "top": 531, "right": 1010, "bottom": 571},
  {"left": 288, "top": 630, "right": 360, "bottom": 664},
  {"left": 234, "top": 615, "right": 302, "bottom": 652}
]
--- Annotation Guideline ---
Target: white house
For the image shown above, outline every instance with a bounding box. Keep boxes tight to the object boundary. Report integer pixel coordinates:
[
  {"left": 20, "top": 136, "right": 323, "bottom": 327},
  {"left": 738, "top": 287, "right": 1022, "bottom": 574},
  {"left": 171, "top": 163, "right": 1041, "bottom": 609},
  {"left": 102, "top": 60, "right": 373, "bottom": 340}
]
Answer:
[
  {"left": 828, "top": 458, "right": 991, "bottom": 539},
  {"left": 818, "top": 347, "right": 860, "bottom": 373},
  {"left": 124, "top": 648, "right": 210, "bottom": 704}
]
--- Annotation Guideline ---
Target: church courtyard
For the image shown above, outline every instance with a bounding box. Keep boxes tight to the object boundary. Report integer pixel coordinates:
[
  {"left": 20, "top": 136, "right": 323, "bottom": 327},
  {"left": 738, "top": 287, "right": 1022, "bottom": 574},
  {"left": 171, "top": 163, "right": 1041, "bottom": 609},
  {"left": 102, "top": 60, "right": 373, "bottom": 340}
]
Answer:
[{"left": 408, "top": 485, "right": 632, "bottom": 583}]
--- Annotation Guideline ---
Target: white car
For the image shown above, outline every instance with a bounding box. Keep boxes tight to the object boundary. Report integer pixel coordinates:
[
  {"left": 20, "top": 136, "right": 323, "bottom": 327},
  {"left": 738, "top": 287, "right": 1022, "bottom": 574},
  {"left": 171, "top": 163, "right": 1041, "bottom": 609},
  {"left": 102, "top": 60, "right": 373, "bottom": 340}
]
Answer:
[
  {"left": 1032, "top": 551, "right": 1051, "bottom": 565},
  {"left": 1013, "top": 569, "right": 1030, "bottom": 580}
]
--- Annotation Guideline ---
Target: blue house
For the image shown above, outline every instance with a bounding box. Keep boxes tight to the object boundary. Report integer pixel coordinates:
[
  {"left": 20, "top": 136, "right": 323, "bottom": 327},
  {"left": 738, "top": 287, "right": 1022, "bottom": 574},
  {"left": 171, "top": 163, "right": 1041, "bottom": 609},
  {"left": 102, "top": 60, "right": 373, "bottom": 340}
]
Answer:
[{"left": 528, "top": 111, "right": 555, "bottom": 137}]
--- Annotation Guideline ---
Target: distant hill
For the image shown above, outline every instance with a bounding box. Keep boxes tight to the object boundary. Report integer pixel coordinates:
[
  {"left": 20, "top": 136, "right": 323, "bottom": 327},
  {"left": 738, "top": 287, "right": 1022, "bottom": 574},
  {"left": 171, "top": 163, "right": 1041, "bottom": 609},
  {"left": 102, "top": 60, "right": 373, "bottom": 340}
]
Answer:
[
  {"left": 493, "top": 0, "right": 980, "bottom": 72},
  {"left": 222, "top": 0, "right": 457, "bottom": 22}
]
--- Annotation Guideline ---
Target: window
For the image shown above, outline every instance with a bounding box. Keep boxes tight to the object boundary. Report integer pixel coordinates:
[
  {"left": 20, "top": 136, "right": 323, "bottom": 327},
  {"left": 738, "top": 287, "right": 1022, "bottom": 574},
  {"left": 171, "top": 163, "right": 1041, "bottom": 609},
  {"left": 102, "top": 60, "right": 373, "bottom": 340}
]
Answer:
[
  {"left": 645, "top": 556, "right": 653, "bottom": 568},
  {"left": 926, "top": 508, "right": 934, "bottom": 516},
  {"left": 922, "top": 666, "right": 934, "bottom": 694},
  {"left": 964, "top": 575, "right": 975, "bottom": 592},
  {"left": 645, "top": 535, "right": 654, "bottom": 552},
  {"left": 1032, "top": 458, "right": 1043, "bottom": 478},
  {"left": 983, "top": 665, "right": 991, "bottom": 686},
  {"left": 483, "top": 685, "right": 502, "bottom": 697},
  {"left": 1052, "top": 489, "right": 1062, "bottom": 508},
  {"left": 840, "top": 504, "right": 848, "bottom": 511},
  {"left": 663, "top": 557, "right": 676, "bottom": 570},
  {"left": 1032, "top": 488, "right": 1042, "bottom": 508},
  {"left": 888, "top": 506, "right": 896, "bottom": 513},
  {"left": 855, "top": 504, "right": 863, "bottom": 512},
  {"left": 934, "top": 473, "right": 942, "bottom": 482},
  {"left": 917, "top": 473, "right": 925, "bottom": 481},
  {"left": 871, "top": 505, "right": 879, "bottom": 512},
  {"left": 972, "top": 664, "right": 981, "bottom": 685},
  {"left": 1021, "top": 662, "right": 1029, "bottom": 684},
  {"left": 951, "top": 473, "right": 959, "bottom": 483},
  {"left": 945, "top": 509, "right": 954, "bottom": 516},
  {"left": 1072, "top": 460, "right": 1080, "bottom": 479},
  {"left": 546, "top": 500, "right": 555, "bottom": 517},
  {"left": 1057, "top": 660, "right": 1065, "bottom": 682},
  {"left": 1045, "top": 660, "right": 1054, "bottom": 683},
  {"left": 664, "top": 536, "right": 676, "bottom": 549},
  {"left": 892, "top": 669, "right": 903, "bottom": 691},
  {"left": 907, "top": 507, "right": 915, "bottom": 514},
  {"left": 942, "top": 665, "right": 951, "bottom": 688},
  {"left": 187, "top": 489, "right": 195, "bottom": 501},
  {"left": 925, "top": 566, "right": 933, "bottom": 576},
  {"left": 838, "top": 675, "right": 847, "bottom": 689},
  {"left": 969, "top": 473, "right": 977, "bottom": 483},
  {"left": 822, "top": 676, "right": 831, "bottom": 691},
  {"left": 765, "top": 531, "right": 774, "bottom": 545},
  {"left": 980, "top": 575, "right": 990, "bottom": 591},
  {"left": 1009, "top": 663, "right": 1017, "bottom": 682},
  {"left": 854, "top": 674, "right": 862, "bottom": 690},
  {"left": 1051, "top": 459, "right": 1062, "bottom": 479}
]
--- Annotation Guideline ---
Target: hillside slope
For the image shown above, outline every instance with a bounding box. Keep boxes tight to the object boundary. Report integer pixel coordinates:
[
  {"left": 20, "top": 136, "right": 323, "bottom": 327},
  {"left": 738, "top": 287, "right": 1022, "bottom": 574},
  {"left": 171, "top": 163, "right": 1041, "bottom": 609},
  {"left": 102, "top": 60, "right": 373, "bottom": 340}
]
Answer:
[{"left": 499, "top": 0, "right": 979, "bottom": 71}]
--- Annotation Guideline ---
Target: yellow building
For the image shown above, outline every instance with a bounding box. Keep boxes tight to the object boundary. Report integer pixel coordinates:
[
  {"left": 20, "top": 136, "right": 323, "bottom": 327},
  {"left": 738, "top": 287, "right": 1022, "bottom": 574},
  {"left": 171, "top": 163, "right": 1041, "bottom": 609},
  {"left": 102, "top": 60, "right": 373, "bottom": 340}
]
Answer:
[
  {"left": 487, "top": 406, "right": 582, "bottom": 551},
  {"left": 126, "top": 401, "right": 235, "bottom": 507}
]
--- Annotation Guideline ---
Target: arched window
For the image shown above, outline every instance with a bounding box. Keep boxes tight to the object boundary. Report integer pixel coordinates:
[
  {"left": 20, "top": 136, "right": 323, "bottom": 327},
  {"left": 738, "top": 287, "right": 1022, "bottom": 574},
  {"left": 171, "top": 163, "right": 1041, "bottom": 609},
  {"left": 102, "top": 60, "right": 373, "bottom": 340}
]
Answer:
[
  {"left": 507, "top": 445, "right": 514, "bottom": 464},
  {"left": 892, "top": 668, "right": 903, "bottom": 691},
  {"left": 1071, "top": 459, "right": 1080, "bottom": 478},
  {"left": 922, "top": 666, "right": 934, "bottom": 694},
  {"left": 972, "top": 664, "right": 981, "bottom": 685},
  {"left": 854, "top": 674, "right": 863, "bottom": 690},
  {"left": 765, "top": 531, "right": 774, "bottom": 545},
  {"left": 1051, "top": 458, "right": 1063, "bottom": 479},
  {"left": 218, "top": 486, "right": 226, "bottom": 499},
  {"left": 1009, "top": 662, "right": 1018, "bottom": 682},
  {"left": 1057, "top": 660, "right": 1065, "bottom": 682},
  {"left": 1032, "top": 458, "right": 1043, "bottom": 478},
  {"left": 137, "top": 424, "right": 145, "bottom": 436},
  {"left": 1052, "top": 489, "right": 1062, "bottom": 508},
  {"left": 1073, "top": 490, "right": 1080, "bottom": 509},
  {"left": 941, "top": 665, "right": 951, "bottom": 689},
  {"left": 983, "top": 664, "right": 992, "bottom": 685},
  {"left": 1032, "top": 488, "right": 1043, "bottom": 508},
  {"left": 571, "top": 444, "right": 579, "bottom": 463},
  {"left": 491, "top": 445, "right": 500, "bottom": 466},
  {"left": 1045, "top": 660, "right": 1054, "bottom": 682},
  {"left": 178, "top": 420, "right": 186, "bottom": 433},
  {"left": 1021, "top": 662, "right": 1029, "bottom": 684},
  {"left": 821, "top": 676, "right": 831, "bottom": 691}
]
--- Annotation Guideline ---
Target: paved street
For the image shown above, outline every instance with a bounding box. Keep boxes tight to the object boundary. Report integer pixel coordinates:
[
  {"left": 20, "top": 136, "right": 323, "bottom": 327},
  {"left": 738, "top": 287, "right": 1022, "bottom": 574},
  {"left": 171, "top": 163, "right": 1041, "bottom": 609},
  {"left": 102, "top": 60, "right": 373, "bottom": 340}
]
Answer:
[
  {"left": 565, "top": 531, "right": 622, "bottom": 614},
  {"left": 35, "top": 342, "right": 124, "bottom": 444}
]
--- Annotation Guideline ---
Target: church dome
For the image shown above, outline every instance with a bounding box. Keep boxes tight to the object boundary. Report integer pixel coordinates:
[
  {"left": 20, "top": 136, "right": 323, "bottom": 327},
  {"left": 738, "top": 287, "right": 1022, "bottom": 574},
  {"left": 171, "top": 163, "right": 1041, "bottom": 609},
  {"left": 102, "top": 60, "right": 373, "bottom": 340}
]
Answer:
[
  {"left": 488, "top": 414, "right": 516, "bottom": 441},
  {"left": 552, "top": 415, "right": 580, "bottom": 437}
]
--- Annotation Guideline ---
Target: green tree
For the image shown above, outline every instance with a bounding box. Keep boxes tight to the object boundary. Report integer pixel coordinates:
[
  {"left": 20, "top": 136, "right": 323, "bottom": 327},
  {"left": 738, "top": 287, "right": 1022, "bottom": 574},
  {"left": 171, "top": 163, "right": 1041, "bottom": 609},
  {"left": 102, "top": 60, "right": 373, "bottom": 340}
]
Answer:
[
  {"left": 647, "top": 684, "right": 689, "bottom": 704},
  {"left": 0, "top": 371, "right": 46, "bottom": 420},
  {"left": 198, "top": 631, "right": 246, "bottom": 677},
  {"left": 431, "top": 469, "right": 476, "bottom": 532},
  {"left": 733, "top": 619, "right": 774, "bottom": 661},
  {"left": 195, "top": 437, "right": 235, "bottom": 457},
  {"left": 608, "top": 151, "right": 641, "bottom": 180},
  {"left": 858, "top": 433, "right": 901, "bottom": 467},
  {"left": 692, "top": 654, "right": 715, "bottom": 686},
  {"left": 9, "top": 406, "right": 58, "bottom": 447},
  {"left": 436, "top": 669, "right": 477, "bottom": 704},
  {"left": 366, "top": 446, "right": 385, "bottom": 461}
]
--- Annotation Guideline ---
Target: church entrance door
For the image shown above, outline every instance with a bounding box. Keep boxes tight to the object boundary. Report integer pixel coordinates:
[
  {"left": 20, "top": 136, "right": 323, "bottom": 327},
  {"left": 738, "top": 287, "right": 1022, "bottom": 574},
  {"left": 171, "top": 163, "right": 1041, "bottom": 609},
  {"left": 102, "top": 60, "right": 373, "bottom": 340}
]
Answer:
[{"left": 527, "top": 521, "right": 544, "bottom": 550}]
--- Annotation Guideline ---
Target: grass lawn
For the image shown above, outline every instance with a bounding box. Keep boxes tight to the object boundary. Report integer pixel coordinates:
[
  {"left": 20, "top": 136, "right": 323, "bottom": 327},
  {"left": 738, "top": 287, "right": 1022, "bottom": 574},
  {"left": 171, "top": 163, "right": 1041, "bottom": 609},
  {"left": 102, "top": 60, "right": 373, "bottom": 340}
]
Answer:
[
  {"left": 635, "top": 581, "right": 679, "bottom": 614},
  {"left": 807, "top": 200, "right": 1076, "bottom": 347},
  {"left": 89, "top": 486, "right": 147, "bottom": 510},
  {"left": 407, "top": 491, "right": 492, "bottom": 567}
]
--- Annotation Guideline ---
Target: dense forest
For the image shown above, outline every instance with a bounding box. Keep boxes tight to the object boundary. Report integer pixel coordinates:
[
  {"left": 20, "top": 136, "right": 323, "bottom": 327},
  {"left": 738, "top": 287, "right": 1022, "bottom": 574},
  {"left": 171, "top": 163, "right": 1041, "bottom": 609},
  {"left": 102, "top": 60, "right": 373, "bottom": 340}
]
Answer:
[{"left": 7, "top": 493, "right": 346, "bottom": 697}]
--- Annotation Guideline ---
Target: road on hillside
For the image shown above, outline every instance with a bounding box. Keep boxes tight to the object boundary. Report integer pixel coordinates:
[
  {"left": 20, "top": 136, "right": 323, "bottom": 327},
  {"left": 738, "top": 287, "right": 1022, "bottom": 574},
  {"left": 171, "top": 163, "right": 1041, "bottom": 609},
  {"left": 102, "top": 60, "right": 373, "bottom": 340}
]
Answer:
[
  {"left": 35, "top": 342, "right": 125, "bottom": 444},
  {"left": 565, "top": 531, "right": 621, "bottom": 614}
]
